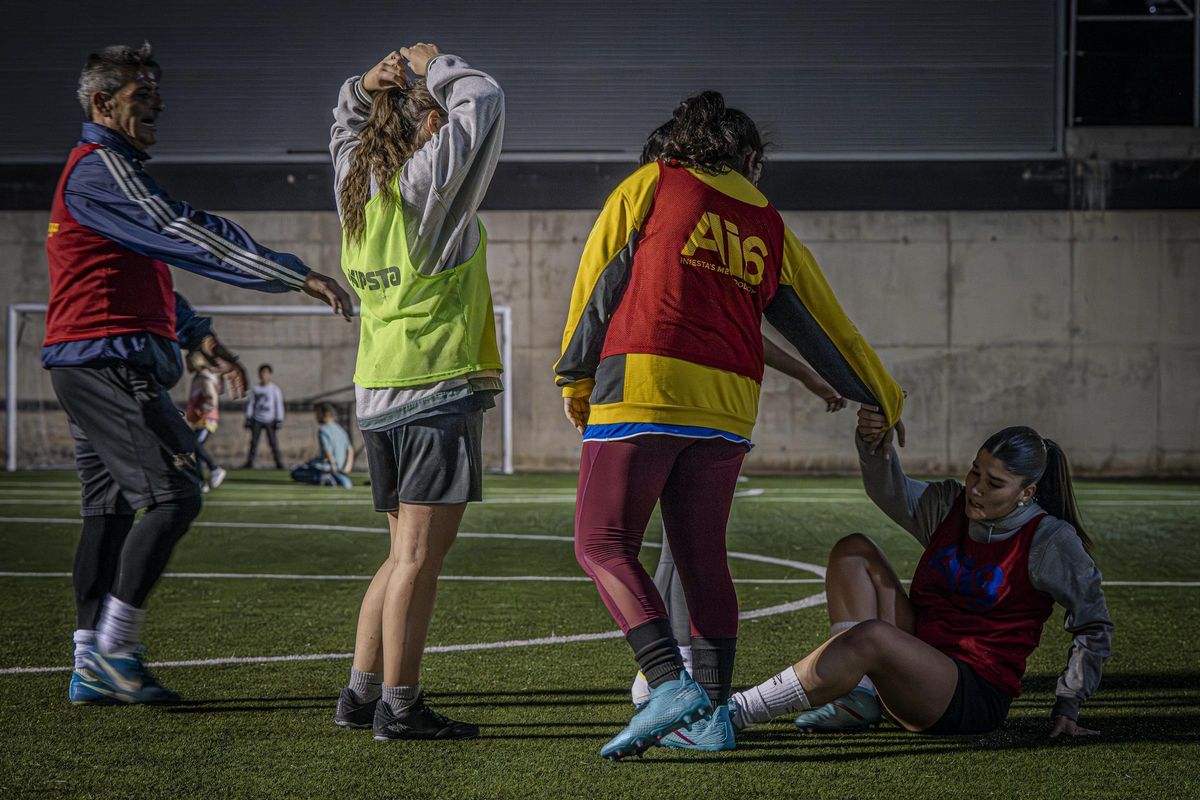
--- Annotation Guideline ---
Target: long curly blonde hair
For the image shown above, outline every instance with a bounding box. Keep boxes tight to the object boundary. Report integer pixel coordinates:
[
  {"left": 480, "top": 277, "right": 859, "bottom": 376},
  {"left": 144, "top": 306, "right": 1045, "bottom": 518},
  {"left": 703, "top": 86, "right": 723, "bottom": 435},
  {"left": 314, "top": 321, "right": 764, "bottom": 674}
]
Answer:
[{"left": 340, "top": 81, "right": 441, "bottom": 242}]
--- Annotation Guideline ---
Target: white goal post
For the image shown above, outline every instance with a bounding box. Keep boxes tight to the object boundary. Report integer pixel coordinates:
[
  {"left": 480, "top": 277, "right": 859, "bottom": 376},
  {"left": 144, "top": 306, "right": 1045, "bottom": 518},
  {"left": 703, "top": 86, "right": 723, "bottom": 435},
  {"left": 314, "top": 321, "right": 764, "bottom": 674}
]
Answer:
[{"left": 5, "top": 303, "right": 514, "bottom": 474}]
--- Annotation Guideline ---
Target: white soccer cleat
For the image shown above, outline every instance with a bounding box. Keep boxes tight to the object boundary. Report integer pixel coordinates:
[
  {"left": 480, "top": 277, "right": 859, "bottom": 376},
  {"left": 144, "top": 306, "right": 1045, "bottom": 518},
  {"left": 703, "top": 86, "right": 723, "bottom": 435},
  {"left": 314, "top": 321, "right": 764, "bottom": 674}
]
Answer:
[{"left": 209, "top": 467, "right": 227, "bottom": 490}]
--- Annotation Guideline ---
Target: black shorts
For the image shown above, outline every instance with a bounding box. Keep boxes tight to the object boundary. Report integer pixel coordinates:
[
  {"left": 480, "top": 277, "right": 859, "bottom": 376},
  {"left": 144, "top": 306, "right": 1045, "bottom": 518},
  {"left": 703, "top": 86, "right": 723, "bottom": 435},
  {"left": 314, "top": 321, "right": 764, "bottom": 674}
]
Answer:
[
  {"left": 922, "top": 657, "right": 1013, "bottom": 736},
  {"left": 362, "top": 411, "right": 484, "bottom": 510},
  {"left": 51, "top": 365, "right": 202, "bottom": 516}
]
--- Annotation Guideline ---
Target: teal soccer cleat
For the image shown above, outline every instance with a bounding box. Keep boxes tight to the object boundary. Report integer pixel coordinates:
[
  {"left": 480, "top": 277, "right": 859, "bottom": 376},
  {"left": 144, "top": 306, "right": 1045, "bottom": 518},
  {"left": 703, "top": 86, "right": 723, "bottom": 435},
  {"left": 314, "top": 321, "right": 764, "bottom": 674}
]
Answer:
[
  {"left": 89, "top": 647, "right": 180, "bottom": 704},
  {"left": 659, "top": 702, "right": 737, "bottom": 751},
  {"left": 794, "top": 687, "right": 881, "bottom": 732},
  {"left": 69, "top": 665, "right": 125, "bottom": 705},
  {"left": 600, "top": 670, "right": 713, "bottom": 761}
]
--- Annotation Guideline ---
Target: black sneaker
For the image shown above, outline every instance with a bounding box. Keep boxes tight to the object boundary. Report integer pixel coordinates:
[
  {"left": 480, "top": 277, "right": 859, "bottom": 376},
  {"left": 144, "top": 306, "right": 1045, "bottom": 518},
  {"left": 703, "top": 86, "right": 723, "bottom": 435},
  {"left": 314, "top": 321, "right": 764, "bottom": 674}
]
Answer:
[
  {"left": 373, "top": 693, "right": 479, "bottom": 741},
  {"left": 334, "top": 687, "right": 377, "bottom": 729}
]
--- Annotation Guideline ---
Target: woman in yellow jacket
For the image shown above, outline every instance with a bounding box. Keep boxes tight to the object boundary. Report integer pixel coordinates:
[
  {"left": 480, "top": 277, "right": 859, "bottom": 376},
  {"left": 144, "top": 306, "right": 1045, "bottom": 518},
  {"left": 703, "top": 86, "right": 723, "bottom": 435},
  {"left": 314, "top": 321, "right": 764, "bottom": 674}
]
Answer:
[{"left": 556, "top": 91, "right": 904, "bottom": 759}]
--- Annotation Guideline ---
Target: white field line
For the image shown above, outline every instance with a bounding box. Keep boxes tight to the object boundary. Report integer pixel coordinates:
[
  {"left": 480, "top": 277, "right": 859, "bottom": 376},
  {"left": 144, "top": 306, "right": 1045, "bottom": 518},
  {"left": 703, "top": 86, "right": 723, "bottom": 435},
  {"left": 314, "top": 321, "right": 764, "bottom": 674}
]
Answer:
[
  {"left": 3, "top": 485, "right": 1196, "bottom": 497},
  {"left": 0, "top": 571, "right": 830, "bottom": 585},
  {"left": 15, "top": 497, "right": 1200, "bottom": 508},
  {"left": 0, "top": 526, "right": 829, "bottom": 676},
  {"left": 0, "top": 517, "right": 829, "bottom": 583},
  {"left": 0, "top": 593, "right": 832, "bottom": 676},
  {"left": 3, "top": 571, "right": 1191, "bottom": 588}
]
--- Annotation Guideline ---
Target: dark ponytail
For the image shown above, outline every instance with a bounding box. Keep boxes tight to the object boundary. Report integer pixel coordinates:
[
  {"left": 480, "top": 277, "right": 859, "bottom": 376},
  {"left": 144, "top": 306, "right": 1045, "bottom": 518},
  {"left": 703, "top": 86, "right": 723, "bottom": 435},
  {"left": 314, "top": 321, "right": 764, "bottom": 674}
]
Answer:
[
  {"left": 1038, "top": 439, "right": 1092, "bottom": 552},
  {"left": 659, "top": 91, "right": 762, "bottom": 175},
  {"left": 981, "top": 426, "right": 1093, "bottom": 553}
]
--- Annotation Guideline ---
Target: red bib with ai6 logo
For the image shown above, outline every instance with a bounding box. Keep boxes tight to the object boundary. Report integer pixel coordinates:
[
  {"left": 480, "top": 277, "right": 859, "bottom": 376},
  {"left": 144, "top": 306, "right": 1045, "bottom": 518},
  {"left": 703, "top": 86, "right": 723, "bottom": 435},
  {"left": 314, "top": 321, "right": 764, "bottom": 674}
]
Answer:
[
  {"left": 599, "top": 163, "right": 784, "bottom": 383},
  {"left": 910, "top": 492, "right": 1055, "bottom": 696}
]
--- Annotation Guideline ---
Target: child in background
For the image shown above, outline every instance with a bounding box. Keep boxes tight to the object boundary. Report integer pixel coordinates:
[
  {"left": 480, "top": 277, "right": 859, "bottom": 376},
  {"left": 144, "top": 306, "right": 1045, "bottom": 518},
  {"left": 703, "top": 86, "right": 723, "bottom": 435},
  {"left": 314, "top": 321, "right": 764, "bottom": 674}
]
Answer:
[
  {"left": 291, "top": 403, "right": 355, "bottom": 488},
  {"left": 185, "top": 350, "right": 226, "bottom": 491},
  {"left": 243, "top": 363, "right": 285, "bottom": 469}
]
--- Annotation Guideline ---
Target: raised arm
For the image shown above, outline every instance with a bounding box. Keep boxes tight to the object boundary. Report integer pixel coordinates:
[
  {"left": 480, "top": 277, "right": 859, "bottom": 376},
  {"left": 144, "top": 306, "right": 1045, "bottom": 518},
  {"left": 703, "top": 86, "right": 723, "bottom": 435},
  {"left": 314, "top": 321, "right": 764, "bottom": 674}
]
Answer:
[
  {"left": 1029, "top": 526, "right": 1113, "bottom": 734},
  {"left": 399, "top": 47, "right": 505, "bottom": 275},
  {"left": 856, "top": 406, "right": 960, "bottom": 546},
  {"left": 329, "top": 52, "right": 408, "bottom": 218},
  {"left": 763, "top": 228, "right": 904, "bottom": 427}
]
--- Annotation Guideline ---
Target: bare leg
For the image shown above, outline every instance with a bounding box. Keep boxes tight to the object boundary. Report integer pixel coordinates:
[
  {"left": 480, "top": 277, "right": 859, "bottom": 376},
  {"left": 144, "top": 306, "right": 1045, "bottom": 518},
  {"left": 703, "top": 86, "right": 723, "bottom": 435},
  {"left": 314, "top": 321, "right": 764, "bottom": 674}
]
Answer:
[
  {"left": 825, "top": 533, "right": 915, "bottom": 632},
  {"left": 350, "top": 514, "right": 400, "bottom": 675},
  {"left": 792, "top": 620, "right": 958, "bottom": 731},
  {"left": 382, "top": 503, "right": 466, "bottom": 686}
]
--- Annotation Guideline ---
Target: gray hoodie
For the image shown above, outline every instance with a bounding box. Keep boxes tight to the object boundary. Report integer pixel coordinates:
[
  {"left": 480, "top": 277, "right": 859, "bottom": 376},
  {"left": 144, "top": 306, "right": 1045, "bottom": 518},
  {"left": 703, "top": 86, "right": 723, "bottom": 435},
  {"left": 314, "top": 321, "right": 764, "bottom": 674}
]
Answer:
[
  {"left": 857, "top": 433, "right": 1113, "bottom": 720},
  {"left": 329, "top": 55, "right": 505, "bottom": 429}
]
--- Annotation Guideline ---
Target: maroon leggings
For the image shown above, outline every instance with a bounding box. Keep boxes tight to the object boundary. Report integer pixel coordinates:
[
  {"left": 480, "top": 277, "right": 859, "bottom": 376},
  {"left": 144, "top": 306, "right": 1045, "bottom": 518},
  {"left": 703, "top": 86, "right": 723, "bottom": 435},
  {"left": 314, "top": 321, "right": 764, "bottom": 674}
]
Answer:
[{"left": 574, "top": 435, "right": 746, "bottom": 638}]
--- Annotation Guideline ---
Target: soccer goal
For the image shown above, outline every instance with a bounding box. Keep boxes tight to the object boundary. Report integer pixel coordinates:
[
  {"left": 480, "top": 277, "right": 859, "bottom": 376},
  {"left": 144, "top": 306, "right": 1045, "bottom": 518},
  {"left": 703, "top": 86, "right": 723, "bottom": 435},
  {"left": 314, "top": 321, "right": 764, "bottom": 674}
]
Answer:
[{"left": 4, "top": 303, "right": 514, "bottom": 474}]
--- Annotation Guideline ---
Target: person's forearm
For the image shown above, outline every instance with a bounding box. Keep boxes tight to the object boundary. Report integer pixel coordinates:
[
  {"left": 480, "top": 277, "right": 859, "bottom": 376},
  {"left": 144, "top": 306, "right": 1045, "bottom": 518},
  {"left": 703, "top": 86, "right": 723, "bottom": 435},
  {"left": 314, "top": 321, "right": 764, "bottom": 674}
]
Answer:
[
  {"left": 762, "top": 337, "right": 817, "bottom": 384},
  {"left": 1031, "top": 528, "right": 1114, "bottom": 720}
]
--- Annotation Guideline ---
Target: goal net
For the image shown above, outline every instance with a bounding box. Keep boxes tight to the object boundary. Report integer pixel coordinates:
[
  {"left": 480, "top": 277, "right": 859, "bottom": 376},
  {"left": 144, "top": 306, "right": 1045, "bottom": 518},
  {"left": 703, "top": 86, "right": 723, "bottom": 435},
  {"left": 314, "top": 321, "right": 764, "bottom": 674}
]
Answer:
[{"left": 4, "top": 304, "right": 514, "bottom": 474}]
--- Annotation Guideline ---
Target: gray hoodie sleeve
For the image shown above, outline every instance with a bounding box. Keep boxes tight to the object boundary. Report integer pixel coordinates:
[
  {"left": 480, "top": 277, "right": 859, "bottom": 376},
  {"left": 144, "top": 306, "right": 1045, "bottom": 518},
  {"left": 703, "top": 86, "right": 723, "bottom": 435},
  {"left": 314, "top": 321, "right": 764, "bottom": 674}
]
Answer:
[
  {"left": 398, "top": 55, "right": 505, "bottom": 275},
  {"left": 1028, "top": 522, "right": 1113, "bottom": 720},
  {"left": 329, "top": 77, "right": 373, "bottom": 219},
  {"left": 856, "top": 432, "right": 961, "bottom": 546}
]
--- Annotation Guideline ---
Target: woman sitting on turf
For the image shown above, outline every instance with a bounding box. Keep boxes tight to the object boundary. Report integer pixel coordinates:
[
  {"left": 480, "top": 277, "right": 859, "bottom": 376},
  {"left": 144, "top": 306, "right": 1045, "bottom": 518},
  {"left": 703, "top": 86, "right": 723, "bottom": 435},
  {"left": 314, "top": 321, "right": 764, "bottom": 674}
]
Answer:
[
  {"left": 329, "top": 43, "right": 504, "bottom": 742},
  {"left": 725, "top": 408, "right": 1113, "bottom": 740},
  {"left": 555, "top": 91, "right": 904, "bottom": 760}
]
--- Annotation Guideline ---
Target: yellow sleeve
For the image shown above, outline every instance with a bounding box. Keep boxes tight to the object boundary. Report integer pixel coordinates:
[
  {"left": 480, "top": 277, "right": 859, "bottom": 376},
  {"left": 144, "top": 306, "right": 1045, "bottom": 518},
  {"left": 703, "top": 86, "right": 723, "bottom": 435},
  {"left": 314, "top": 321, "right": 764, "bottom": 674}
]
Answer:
[
  {"left": 764, "top": 227, "right": 905, "bottom": 426},
  {"left": 554, "top": 162, "right": 659, "bottom": 398}
]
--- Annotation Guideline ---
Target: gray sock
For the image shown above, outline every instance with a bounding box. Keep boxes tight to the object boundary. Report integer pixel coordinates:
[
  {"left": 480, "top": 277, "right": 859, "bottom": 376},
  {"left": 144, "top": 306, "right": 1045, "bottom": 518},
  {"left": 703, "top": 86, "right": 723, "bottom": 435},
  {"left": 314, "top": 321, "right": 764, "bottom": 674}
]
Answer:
[
  {"left": 348, "top": 668, "right": 382, "bottom": 702},
  {"left": 96, "top": 595, "right": 145, "bottom": 655},
  {"left": 73, "top": 629, "right": 95, "bottom": 671},
  {"left": 382, "top": 684, "right": 420, "bottom": 715}
]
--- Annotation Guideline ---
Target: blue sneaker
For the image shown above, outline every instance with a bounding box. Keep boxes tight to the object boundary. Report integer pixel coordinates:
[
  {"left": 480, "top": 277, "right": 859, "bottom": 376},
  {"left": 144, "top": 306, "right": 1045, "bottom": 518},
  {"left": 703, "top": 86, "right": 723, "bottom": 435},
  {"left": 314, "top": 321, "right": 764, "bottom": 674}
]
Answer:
[
  {"left": 660, "top": 703, "right": 736, "bottom": 751},
  {"left": 69, "top": 665, "right": 125, "bottom": 705},
  {"left": 89, "top": 646, "right": 181, "bottom": 704},
  {"left": 794, "top": 687, "right": 880, "bottom": 732},
  {"left": 600, "top": 670, "right": 713, "bottom": 761}
]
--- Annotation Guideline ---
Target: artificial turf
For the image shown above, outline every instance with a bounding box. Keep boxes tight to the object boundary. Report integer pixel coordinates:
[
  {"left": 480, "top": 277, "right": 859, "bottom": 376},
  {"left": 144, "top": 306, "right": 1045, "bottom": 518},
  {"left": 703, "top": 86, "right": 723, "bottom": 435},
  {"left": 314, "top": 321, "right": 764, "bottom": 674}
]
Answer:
[{"left": 0, "top": 471, "right": 1197, "bottom": 799}]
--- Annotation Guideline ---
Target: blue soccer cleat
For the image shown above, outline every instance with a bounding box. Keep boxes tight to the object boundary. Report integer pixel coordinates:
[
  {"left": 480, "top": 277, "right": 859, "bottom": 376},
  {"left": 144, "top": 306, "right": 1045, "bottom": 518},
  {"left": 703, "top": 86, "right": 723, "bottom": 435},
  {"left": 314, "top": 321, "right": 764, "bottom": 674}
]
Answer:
[
  {"left": 600, "top": 670, "right": 713, "bottom": 761},
  {"left": 89, "top": 646, "right": 181, "bottom": 704},
  {"left": 659, "top": 702, "right": 737, "bottom": 751},
  {"left": 794, "top": 687, "right": 881, "bottom": 732},
  {"left": 69, "top": 665, "right": 125, "bottom": 705}
]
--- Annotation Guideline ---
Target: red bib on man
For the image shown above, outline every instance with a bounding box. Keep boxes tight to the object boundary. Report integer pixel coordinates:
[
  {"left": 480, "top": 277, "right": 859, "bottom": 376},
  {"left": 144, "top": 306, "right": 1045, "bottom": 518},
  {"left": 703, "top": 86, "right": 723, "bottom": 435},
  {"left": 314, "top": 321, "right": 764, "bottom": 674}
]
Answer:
[
  {"left": 45, "top": 143, "right": 175, "bottom": 345},
  {"left": 910, "top": 492, "right": 1055, "bottom": 696},
  {"left": 600, "top": 163, "right": 784, "bottom": 383}
]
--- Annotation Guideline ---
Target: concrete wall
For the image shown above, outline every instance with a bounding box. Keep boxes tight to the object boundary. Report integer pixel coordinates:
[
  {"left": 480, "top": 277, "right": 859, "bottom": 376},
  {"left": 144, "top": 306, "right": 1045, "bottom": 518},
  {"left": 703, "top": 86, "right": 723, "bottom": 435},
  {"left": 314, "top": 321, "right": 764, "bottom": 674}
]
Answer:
[{"left": 3, "top": 208, "right": 1198, "bottom": 475}]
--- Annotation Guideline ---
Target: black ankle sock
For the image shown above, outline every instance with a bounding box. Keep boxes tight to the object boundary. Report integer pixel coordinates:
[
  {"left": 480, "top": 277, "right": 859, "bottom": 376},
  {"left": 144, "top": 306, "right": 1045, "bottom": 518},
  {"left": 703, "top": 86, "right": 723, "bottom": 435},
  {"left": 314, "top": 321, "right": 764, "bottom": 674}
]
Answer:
[
  {"left": 691, "top": 637, "right": 737, "bottom": 703},
  {"left": 626, "top": 619, "right": 683, "bottom": 689}
]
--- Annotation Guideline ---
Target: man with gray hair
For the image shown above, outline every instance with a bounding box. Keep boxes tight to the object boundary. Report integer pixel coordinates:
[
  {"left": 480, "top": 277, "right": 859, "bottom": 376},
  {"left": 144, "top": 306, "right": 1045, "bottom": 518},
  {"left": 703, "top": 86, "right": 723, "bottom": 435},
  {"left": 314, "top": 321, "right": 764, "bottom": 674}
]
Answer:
[{"left": 45, "top": 41, "right": 353, "bottom": 705}]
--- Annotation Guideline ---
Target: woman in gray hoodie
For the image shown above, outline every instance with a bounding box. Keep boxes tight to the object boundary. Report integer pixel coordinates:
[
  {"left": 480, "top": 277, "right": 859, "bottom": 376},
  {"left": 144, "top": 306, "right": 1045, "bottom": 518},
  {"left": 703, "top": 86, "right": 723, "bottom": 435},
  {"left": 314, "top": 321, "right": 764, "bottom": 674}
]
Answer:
[
  {"left": 668, "top": 406, "right": 1112, "bottom": 750},
  {"left": 327, "top": 44, "right": 504, "bottom": 743}
]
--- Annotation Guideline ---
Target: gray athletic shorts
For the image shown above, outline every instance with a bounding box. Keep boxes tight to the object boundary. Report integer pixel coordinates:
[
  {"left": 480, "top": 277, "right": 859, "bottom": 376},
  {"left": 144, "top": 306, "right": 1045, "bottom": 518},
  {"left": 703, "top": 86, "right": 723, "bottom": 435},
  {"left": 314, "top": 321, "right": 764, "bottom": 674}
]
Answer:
[
  {"left": 362, "top": 411, "right": 484, "bottom": 510},
  {"left": 50, "top": 364, "right": 202, "bottom": 516}
]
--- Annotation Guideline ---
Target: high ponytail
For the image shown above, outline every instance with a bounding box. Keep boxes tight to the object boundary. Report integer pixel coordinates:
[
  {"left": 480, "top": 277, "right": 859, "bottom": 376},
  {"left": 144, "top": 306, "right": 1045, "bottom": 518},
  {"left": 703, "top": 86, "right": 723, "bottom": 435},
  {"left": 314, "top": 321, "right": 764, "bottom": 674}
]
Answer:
[
  {"left": 1038, "top": 439, "right": 1093, "bottom": 553},
  {"left": 981, "top": 426, "right": 1093, "bottom": 553}
]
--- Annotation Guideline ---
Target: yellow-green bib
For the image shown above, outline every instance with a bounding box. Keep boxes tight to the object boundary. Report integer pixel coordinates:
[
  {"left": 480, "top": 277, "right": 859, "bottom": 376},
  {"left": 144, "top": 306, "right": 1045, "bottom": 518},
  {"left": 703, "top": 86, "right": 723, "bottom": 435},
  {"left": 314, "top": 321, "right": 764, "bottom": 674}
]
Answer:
[{"left": 341, "top": 184, "right": 502, "bottom": 388}]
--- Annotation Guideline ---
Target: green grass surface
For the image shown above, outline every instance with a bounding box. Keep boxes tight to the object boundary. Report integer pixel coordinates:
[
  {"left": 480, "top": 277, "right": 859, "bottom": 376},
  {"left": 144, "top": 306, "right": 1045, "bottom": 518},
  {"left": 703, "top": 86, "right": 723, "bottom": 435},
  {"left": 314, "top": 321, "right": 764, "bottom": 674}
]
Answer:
[{"left": 1, "top": 471, "right": 1198, "bottom": 799}]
